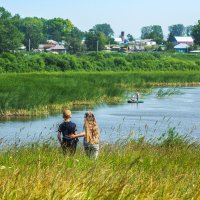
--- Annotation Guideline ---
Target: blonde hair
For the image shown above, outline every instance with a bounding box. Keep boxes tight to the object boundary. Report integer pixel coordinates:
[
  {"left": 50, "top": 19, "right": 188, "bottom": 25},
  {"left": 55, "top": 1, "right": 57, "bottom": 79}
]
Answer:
[
  {"left": 63, "top": 109, "right": 72, "bottom": 119},
  {"left": 84, "top": 111, "right": 99, "bottom": 144}
]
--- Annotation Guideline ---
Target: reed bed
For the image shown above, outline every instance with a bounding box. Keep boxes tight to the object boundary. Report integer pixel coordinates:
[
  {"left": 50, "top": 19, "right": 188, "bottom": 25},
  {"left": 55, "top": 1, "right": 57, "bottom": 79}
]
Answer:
[
  {"left": 0, "top": 132, "right": 200, "bottom": 200},
  {"left": 156, "top": 88, "right": 184, "bottom": 98},
  {"left": 1, "top": 71, "right": 200, "bottom": 117}
]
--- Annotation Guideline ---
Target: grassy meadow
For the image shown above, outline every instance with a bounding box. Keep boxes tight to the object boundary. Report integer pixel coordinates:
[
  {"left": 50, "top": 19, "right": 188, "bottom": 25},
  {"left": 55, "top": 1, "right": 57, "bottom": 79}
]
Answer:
[
  {"left": 1, "top": 53, "right": 200, "bottom": 199},
  {"left": 0, "top": 132, "right": 200, "bottom": 199},
  {"left": 1, "top": 71, "right": 200, "bottom": 117}
]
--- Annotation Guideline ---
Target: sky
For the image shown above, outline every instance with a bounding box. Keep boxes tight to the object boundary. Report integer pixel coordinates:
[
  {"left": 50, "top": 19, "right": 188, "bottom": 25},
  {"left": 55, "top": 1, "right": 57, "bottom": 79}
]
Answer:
[{"left": 0, "top": 0, "right": 200, "bottom": 38}]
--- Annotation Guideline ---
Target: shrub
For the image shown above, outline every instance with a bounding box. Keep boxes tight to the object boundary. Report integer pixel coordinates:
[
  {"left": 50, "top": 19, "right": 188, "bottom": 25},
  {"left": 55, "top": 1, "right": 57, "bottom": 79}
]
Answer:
[
  {"left": 158, "top": 127, "right": 189, "bottom": 148},
  {"left": 0, "top": 52, "right": 200, "bottom": 72}
]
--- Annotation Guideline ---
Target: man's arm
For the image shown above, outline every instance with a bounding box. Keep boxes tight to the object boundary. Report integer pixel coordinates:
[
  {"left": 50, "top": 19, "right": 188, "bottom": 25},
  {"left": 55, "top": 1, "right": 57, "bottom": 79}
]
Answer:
[{"left": 57, "top": 132, "right": 62, "bottom": 144}]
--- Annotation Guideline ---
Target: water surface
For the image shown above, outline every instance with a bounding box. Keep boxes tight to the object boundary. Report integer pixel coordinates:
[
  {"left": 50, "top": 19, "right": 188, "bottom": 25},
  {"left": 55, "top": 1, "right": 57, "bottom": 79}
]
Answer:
[{"left": 0, "top": 87, "right": 200, "bottom": 146}]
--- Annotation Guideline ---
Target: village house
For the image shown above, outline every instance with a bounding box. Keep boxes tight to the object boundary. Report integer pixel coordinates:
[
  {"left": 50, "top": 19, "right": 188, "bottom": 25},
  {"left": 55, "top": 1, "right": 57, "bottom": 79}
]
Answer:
[
  {"left": 38, "top": 44, "right": 56, "bottom": 51},
  {"left": 114, "top": 38, "right": 123, "bottom": 44},
  {"left": 128, "top": 45, "right": 145, "bottom": 52},
  {"left": 37, "top": 39, "right": 66, "bottom": 53},
  {"left": 173, "top": 36, "right": 194, "bottom": 45},
  {"left": 134, "top": 39, "right": 157, "bottom": 46},
  {"left": 47, "top": 40, "right": 58, "bottom": 45},
  {"left": 46, "top": 44, "right": 66, "bottom": 54},
  {"left": 174, "top": 43, "right": 189, "bottom": 53},
  {"left": 143, "top": 39, "right": 157, "bottom": 46}
]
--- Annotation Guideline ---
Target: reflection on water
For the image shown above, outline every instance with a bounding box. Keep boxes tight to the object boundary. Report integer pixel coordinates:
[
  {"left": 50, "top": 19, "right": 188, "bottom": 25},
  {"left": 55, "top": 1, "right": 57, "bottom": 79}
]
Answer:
[{"left": 0, "top": 87, "right": 200, "bottom": 147}]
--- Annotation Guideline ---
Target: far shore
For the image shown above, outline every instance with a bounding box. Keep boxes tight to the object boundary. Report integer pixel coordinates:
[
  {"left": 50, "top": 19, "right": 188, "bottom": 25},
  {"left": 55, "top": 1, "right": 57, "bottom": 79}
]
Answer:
[{"left": 1, "top": 81, "right": 200, "bottom": 118}]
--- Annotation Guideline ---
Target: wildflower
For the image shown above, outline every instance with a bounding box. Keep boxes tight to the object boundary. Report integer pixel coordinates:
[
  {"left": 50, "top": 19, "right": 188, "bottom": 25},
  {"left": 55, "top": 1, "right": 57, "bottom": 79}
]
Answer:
[{"left": 0, "top": 166, "right": 6, "bottom": 170}]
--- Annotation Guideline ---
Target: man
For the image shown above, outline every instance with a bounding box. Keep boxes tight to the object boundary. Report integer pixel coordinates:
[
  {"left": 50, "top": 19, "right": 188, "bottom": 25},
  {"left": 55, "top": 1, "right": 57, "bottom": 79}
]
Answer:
[
  {"left": 135, "top": 92, "right": 139, "bottom": 101},
  {"left": 57, "top": 109, "right": 80, "bottom": 155}
]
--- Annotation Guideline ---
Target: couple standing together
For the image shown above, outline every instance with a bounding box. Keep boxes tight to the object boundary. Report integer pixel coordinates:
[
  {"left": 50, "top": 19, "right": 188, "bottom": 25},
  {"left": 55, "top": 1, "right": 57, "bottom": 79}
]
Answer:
[{"left": 57, "top": 109, "right": 99, "bottom": 159}]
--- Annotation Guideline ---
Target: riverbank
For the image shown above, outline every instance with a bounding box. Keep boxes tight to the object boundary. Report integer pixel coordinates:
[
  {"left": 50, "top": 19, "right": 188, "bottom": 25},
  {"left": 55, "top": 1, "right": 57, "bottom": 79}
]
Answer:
[
  {"left": 0, "top": 134, "right": 199, "bottom": 199},
  {"left": 0, "top": 96, "right": 122, "bottom": 118},
  {"left": 1, "top": 71, "right": 200, "bottom": 117}
]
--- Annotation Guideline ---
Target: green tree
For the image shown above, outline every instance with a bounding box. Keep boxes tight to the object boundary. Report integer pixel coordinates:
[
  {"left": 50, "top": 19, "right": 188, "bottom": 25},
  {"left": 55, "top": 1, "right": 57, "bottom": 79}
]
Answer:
[
  {"left": 141, "top": 26, "right": 152, "bottom": 39},
  {"left": 167, "top": 32, "right": 175, "bottom": 42},
  {"left": 192, "top": 20, "right": 200, "bottom": 45},
  {"left": 43, "top": 18, "right": 74, "bottom": 42},
  {"left": 186, "top": 25, "right": 194, "bottom": 36},
  {"left": 141, "top": 25, "right": 163, "bottom": 44},
  {"left": 93, "top": 23, "right": 114, "bottom": 37},
  {"left": 107, "top": 37, "right": 116, "bottom": 45},
  {"left": 168, "top": 24, "right": 185, "bottom": 36},
  {"left": 127, "top": 34, "right": 134, "bottom": 41},
  {"left": 17, "top": 17, "right": 44, "bottom": 50},
  {"left": 85, "top": 29, "right": 107, "bottom": 51},
  {"left": 65, "top": 27, "right": 85, "bottom": 54},
  {"left": 165, "top": 32, "right": 175, "bottom": 50},
  {"left": 0, "top": 7, "right": 23, "bottom": 53}
]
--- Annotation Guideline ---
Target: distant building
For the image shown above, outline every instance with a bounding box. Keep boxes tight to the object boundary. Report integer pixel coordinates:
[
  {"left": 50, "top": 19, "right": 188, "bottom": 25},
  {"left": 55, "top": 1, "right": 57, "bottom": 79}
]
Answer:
[
  {"left": 121, "top": 31, "right": 125, "bottom": 41},
  {"left": 114, "top": 38, "right": 123, "bottom": 44},
  {"left": 174, "top": 43, "right": 189, "bottom": 53},
  {"left": 158, "top": 45, "right": 167, "bottom": 51},
  {"left": 143, "top": 39, "right": 157, "bottom": 46},
  {"left": 111, "top": 46, "right": 121, "bottom": 51},
  {"left": 39, "top": 44, "right": 56, "bottom": 51},
  {"left": 134, "top": 46, "right": 145, "bottom": 51},
  {"left": 134, "top": 39, "right": 156, "bottom": 46},
  {"left": 46, "top": 44, "right": 66, "bottom": 53},
  {"left": 119, "top": 46, "right": 128, "bottom": 53},
  {"left": 128, "top": 45, "right": 145, "bottom": 52},
  {"left": 18, "top": 45, "right": 26, "bottom": 51},
  {"left": 189, "top": 50, "right": 200, "bottom": 53},
  {"left": 173, "top": 37, "right": 194, "bottom": 45},
  {"left": 47, "top": 40, "right": 58, "bottom": 45}
]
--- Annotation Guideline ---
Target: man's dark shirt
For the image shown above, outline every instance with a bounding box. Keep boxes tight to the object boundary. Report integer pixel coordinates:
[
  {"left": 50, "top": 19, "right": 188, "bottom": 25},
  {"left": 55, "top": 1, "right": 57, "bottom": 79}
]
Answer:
[{"left": 58, "top": 121, "right": 77, "bottom": 141}]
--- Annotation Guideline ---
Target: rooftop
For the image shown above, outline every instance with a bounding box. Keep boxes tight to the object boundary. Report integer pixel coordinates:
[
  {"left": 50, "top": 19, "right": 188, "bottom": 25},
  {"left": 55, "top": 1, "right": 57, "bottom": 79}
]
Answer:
[
  {"left": 174, "top": 43, "right": 189, "bottom": 49},
  {"left": 46, "top": 44, "right": 66, "bottom": 51},
  {"left": 175, "top": 36, "right": 194, "bottom": 43}
]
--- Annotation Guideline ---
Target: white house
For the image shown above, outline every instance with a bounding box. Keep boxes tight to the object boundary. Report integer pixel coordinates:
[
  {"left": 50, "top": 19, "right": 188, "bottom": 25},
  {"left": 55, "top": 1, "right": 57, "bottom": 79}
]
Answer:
[
  {"left": 134, "top": 39, "right": 156, "bottom": 46},
  {"left": 143, "top": 39, "right": 157, "bottom": 46},
  {"left": 114, "top": 38, "right": 123, "bottom": 44}
]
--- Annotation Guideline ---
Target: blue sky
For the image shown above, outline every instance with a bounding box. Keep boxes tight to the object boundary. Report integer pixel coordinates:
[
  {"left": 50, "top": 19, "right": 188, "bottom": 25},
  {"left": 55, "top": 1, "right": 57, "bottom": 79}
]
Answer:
[{"left": 0, "top": 0, "right": 199, "bottom": 37}]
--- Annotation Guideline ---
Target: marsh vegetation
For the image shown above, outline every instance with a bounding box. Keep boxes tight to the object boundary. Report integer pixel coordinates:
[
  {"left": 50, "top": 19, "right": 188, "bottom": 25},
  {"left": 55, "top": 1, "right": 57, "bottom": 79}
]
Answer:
[{"left": 1, "top": 71, "right": 200, "bottom": 117}]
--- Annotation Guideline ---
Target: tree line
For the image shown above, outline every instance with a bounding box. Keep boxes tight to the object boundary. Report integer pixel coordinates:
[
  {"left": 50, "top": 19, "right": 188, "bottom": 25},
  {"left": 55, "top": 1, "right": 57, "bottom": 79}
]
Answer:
[
  {"left": 0, "top": 6, "right": 200, "bottom": 54},
  {"left": 0, "top": 52, "right": 200, "bottom": 73},
  {"left": 0, "top": 7, "right": 115, "bottom": 54}
]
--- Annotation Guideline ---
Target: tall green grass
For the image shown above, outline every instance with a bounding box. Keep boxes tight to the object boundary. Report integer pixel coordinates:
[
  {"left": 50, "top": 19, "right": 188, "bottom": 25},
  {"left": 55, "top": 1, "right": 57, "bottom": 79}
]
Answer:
[
  {"left": 1, "top": 71, "right": 200, "bottom": 116},
  {"left": 156, "top": 88, "right": 184, "bottom": 98},
  {"left": 0, "top": 132, "right": 199, "bottom": 199}
]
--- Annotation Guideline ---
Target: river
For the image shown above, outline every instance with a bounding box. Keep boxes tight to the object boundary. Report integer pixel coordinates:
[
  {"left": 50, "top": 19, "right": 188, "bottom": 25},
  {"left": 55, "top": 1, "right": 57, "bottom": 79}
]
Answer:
[{"left": 0, "top": 87, "right": 200, "bottom": 147}]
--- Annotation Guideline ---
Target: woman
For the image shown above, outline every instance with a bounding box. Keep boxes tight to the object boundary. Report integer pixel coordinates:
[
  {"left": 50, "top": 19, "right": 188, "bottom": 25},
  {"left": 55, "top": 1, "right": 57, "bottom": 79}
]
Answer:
[
  {"left": 83, "top": 111, "right": 99, "bottom": 159},
  {"left": 70, "top": 111, "right": 99, "bottom": 159}
]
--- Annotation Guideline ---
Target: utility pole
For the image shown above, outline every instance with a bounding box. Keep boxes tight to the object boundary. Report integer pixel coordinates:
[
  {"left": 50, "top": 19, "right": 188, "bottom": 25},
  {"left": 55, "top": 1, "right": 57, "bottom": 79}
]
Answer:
[
  {"left": 29, "top": 39, "right": 31, "bottom": 52},
  {"left": 97, "top": 40, "right": 99, "bottom": 53}
]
